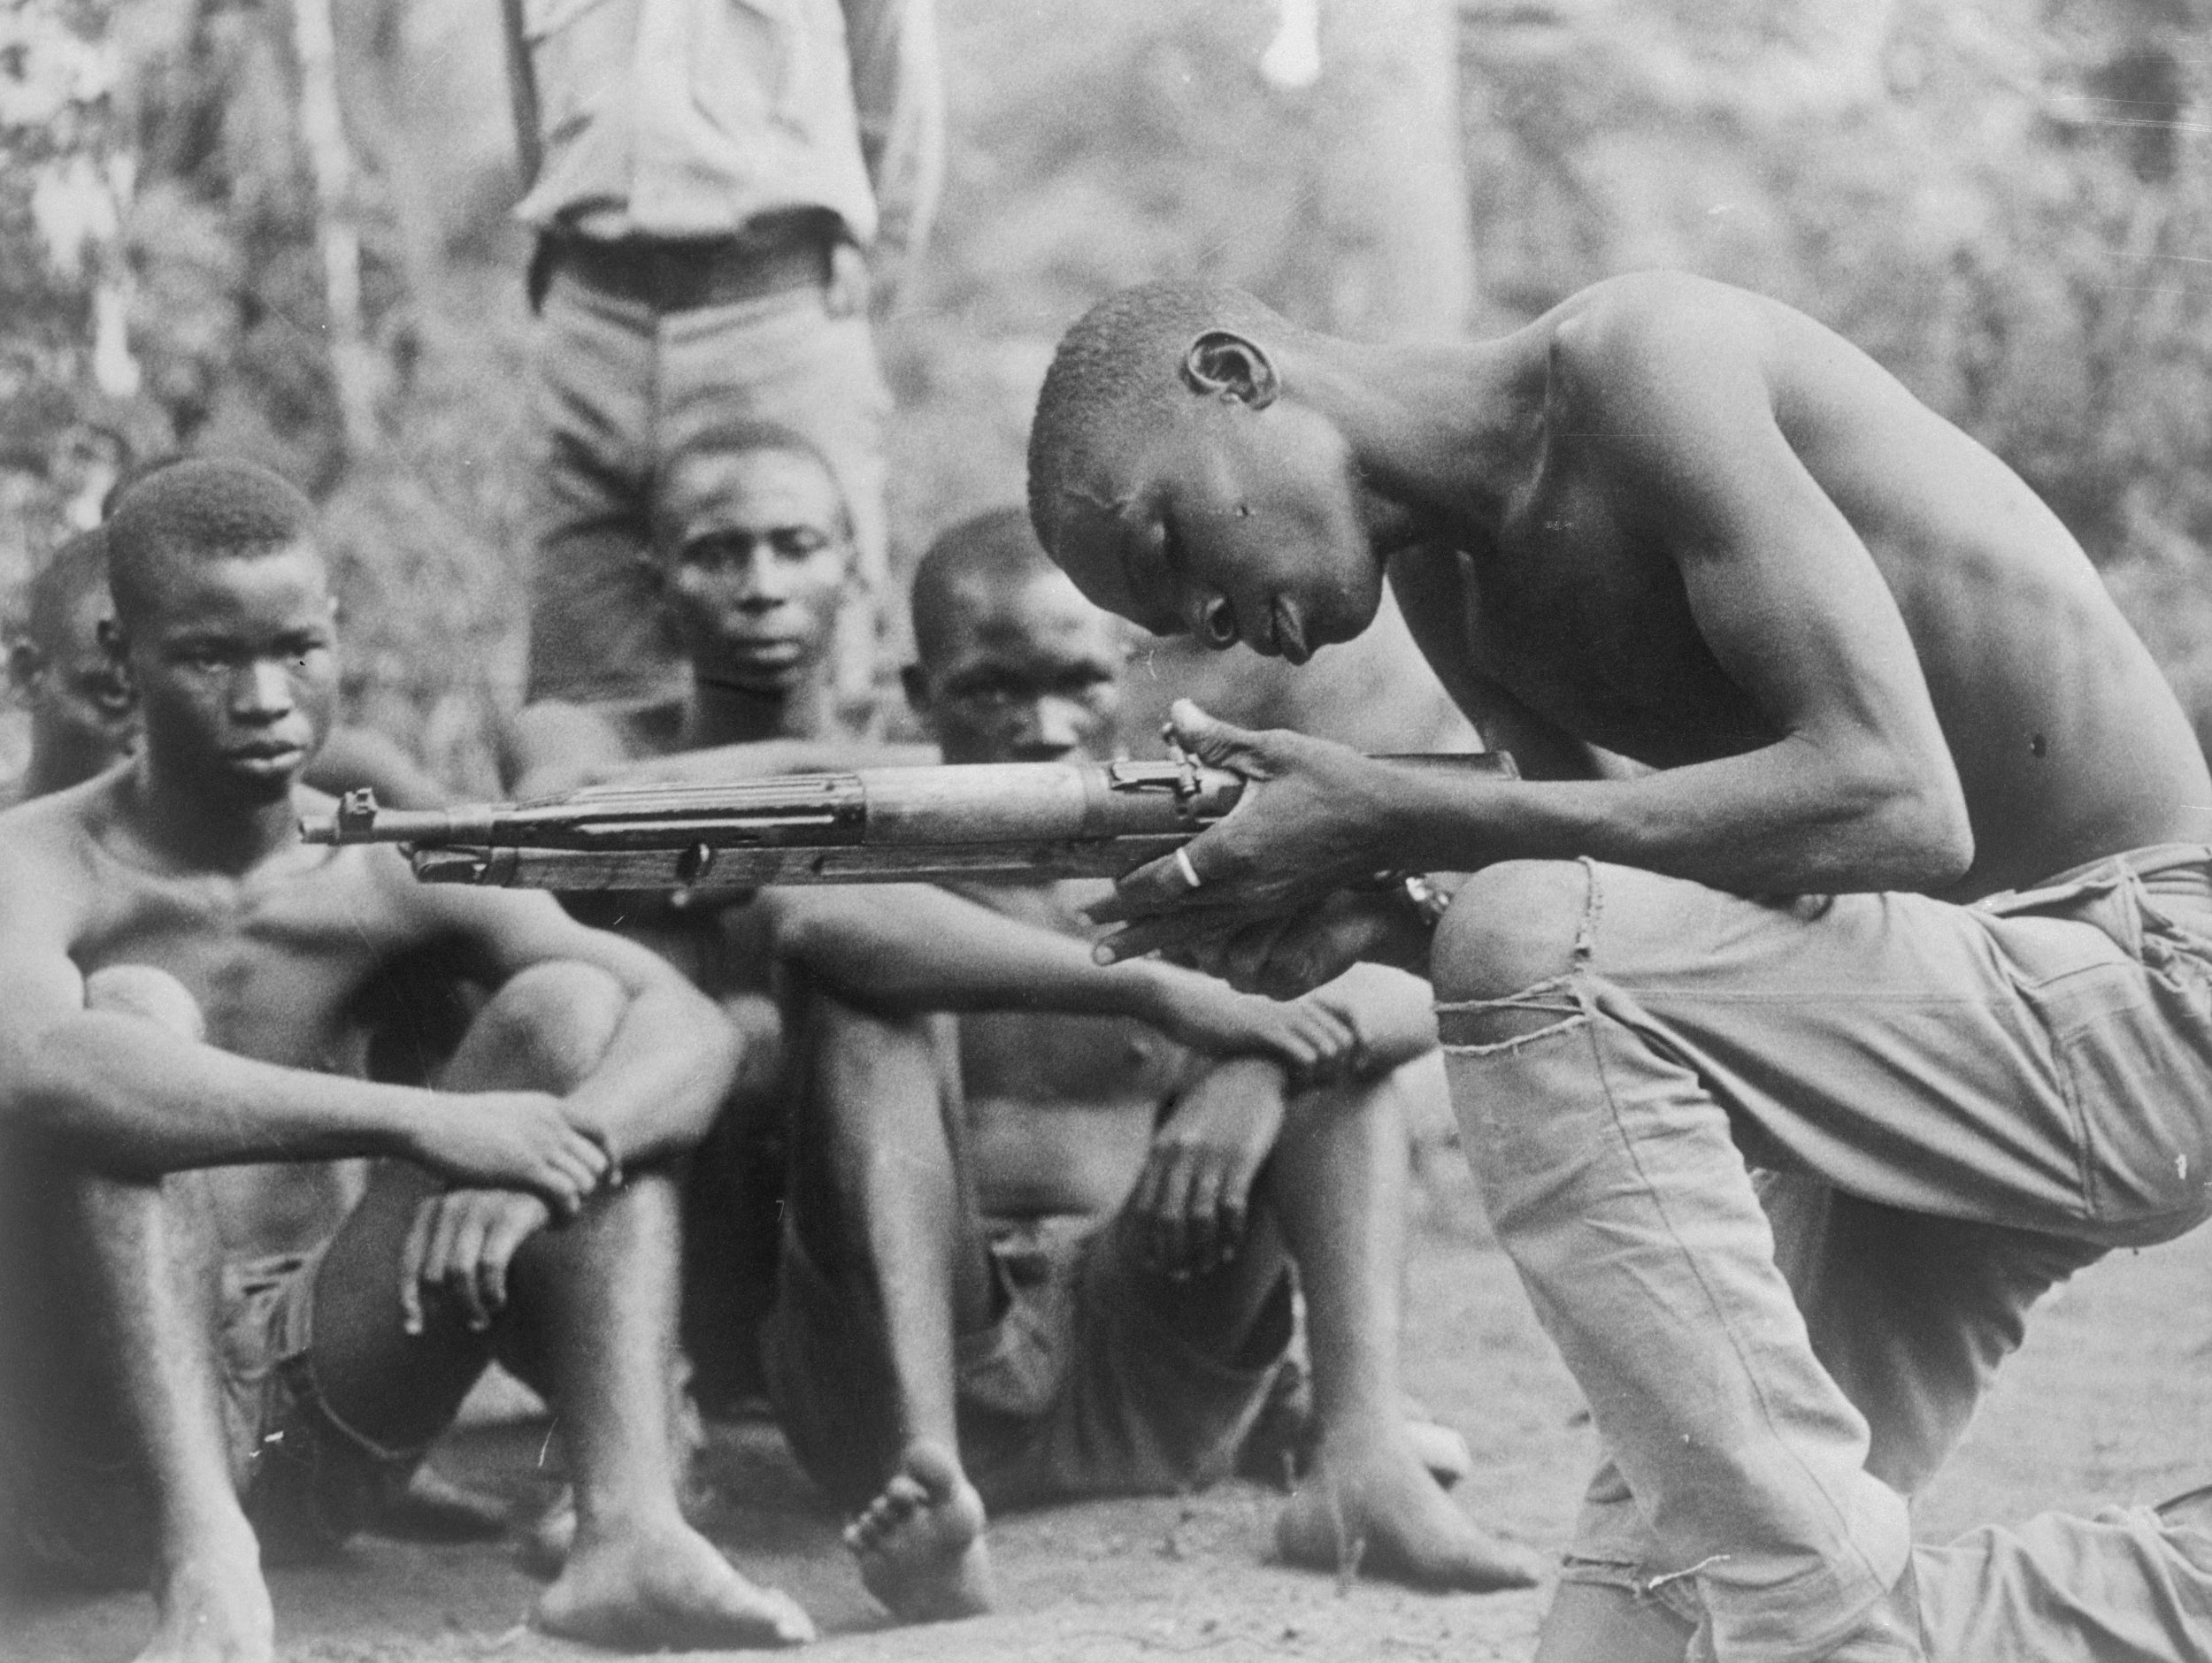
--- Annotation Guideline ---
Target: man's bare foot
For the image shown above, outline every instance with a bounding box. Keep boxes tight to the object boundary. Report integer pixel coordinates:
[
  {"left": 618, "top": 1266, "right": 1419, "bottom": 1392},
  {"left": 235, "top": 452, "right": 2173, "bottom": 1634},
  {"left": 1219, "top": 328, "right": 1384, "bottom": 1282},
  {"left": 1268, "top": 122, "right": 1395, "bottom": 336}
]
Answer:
[
  {"left": 534, "top": 1514, "right": 814, "bottom": 1650},
  {"left": 842, "top": 1440, "right": 995, "bottom": 1623},
  {"left": 138, "top": 1528, "right": 274, "bottom": 1663},
  {"left": 1275, "top": 1433, "right": 1544, "bottom": 1593}
]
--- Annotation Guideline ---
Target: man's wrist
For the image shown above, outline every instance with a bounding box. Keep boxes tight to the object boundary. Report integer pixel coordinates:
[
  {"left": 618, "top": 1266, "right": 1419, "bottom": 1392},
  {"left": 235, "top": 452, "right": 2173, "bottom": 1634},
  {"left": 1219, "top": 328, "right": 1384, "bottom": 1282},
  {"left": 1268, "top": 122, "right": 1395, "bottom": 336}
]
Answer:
[{"left": 1116, "top": 957, "right": 1176, "bottom": 1024}]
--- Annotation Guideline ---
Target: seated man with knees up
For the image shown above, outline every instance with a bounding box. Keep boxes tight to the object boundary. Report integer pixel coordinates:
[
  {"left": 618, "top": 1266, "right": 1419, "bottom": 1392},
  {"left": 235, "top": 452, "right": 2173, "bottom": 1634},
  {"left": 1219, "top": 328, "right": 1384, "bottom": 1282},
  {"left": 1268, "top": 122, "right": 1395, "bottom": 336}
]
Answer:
[
  {"left": 0, "top": 460, "right": 814, "bottom": 1659},
  {"left": 753, "top": 509, "right": 1540, "bottom": 1624},
  {"left": 506, "top": 419, "right": 927, "bottom": 1409}
]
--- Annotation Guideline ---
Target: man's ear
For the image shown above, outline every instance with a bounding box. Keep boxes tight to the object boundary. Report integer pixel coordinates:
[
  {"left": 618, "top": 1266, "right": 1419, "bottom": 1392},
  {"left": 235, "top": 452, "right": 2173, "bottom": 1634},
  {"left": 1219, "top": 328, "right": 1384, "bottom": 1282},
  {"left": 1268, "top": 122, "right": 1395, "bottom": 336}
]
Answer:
[
  {"left": 899, "top": 663, "right": 932, "bottom": 720},
  {"left": 5, "top": 640, "right": 43, "bottom": 698},
  {"left": 1180, "top": 331, "right": 1279, "bottom": 409}
]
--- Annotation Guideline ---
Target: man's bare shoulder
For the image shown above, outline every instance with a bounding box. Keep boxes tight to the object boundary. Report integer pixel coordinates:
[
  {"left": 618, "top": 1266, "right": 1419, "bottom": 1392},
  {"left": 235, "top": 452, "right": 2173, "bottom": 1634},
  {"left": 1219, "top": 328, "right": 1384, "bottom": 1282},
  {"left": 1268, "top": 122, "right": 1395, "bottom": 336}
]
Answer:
[
  {"left": 1539, "top": 272, "right": 1784, "bottom": 390},
  {"left": 0, "top": 771, "right": 134, "bottom": 941},
  {"left": 0, "top": 770, "right": 122, "bottom": 871}
]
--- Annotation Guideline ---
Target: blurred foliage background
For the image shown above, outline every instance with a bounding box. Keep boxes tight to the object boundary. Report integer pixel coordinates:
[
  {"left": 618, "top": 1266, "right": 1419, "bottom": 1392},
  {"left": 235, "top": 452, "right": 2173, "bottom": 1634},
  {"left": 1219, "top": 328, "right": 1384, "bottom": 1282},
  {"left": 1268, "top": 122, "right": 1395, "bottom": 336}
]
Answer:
[{"left": 3, "top": 0, "right": 2209, "bottom": 786}]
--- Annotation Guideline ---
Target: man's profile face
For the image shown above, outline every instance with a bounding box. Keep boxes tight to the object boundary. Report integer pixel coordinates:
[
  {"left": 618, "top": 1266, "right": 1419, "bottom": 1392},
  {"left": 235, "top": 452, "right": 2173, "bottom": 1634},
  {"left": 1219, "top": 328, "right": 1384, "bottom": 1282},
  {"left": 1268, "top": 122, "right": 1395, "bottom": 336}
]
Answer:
[
  {"left": 1044, "top": 391, "right": 1382, "bottom": 667},
  {"left": 909, "top": 571, "right": 1129, "bottom": 767},
  {"left": 11, "top": 585, "right": 138, "bottom": 780},
  {"left": 121, "top": 542, "right": 339, "bottom": 806},
  {"left": 659, "top": 447, "right": 852, "bottom": 697}
]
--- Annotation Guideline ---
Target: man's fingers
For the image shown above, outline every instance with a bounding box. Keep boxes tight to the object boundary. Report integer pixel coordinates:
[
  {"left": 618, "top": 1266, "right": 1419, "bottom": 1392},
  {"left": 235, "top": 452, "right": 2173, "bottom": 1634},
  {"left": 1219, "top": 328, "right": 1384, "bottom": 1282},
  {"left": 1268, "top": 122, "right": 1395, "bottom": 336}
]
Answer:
[
  {"left": 1166, "top": 701, "right": 1276, "bottom": 774},
  {"left": 400, "top": 1198, "right": 438, "bottom": 1335},
  {"left": 1088, "top": 850, "right": 1223, "bottom": 924},
  {"left": 1094, "top": 908, "right": 1243, "bottom": 965},
  {"left": 1132, "top": 1153, "right": 1171, "bottom": 1229},
  {"left": 1152, "top": 1152, "right": 1200, "bottom": 1276},
  {"left": 479, "top": 1207, "right": 539, "bottom": 1316},
  {"left": 1185, "top": 1157, "right": 1225, "bottom": 1273},
  {"left": 422, "top": 1199, "right": 463, "bottom": 1293},
  {"left": 445, "top": 1208, "right": 494, "bottom": 1331},
  {"left": 569, "top": 1127, "right": 612, "bottom": 1184}
]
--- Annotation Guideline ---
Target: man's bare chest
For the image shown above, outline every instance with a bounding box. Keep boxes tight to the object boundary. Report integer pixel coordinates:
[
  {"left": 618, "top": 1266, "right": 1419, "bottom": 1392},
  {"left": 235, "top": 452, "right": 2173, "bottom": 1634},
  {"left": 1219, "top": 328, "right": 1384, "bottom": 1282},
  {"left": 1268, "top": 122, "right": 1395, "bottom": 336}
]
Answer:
[
  {"left": 1462, "top": 470, "right": 1771, "bottom": 762},
  {"left": 73, "top": 862, "right": 403, "bottom": 1066}
]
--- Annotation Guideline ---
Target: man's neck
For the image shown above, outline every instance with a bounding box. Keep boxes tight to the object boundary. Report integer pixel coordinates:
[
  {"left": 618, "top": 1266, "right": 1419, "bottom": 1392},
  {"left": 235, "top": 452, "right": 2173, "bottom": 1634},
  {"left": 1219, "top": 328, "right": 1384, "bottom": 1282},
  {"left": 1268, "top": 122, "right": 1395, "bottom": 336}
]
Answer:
[
  {"left": 21, "top": 743, "right": 111, "bottom": 802},
  {"left": 1280, "top": 326, "right": 1552, "bottom": 551},
  {"left": 682, "top": 668, "right": 835, "bottom": 749},
  {"left": 126, "top": 758, "right": 298, "bottom": 877}
]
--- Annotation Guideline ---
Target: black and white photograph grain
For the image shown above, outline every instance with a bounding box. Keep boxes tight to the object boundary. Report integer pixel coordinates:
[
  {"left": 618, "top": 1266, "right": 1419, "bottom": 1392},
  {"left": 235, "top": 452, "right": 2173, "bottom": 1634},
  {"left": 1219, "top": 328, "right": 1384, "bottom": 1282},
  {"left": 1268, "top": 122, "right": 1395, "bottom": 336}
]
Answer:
[{"left": 3, "top": 3, "right": 2211, "bottom": 1659}]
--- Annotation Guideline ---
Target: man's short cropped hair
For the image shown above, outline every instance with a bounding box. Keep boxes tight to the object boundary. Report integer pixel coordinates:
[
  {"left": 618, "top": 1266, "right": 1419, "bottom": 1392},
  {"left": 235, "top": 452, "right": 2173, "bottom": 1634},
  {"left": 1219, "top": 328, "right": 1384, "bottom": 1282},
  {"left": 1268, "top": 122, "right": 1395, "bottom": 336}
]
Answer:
[
  {"left": 104, "top": 458, "right": 315, "bottom": 625},
  {"left": 910, "top": 506, "right": 1060, "bottom": 665},
  {"left": 18, "top": 526, "right": 111, "bottom": 653},
  {"left": 653, "top": 417, "right": 850, "bottom": 552},
  {"left": 1026, "top": 280, "right": 1285, "bottom": 548}
]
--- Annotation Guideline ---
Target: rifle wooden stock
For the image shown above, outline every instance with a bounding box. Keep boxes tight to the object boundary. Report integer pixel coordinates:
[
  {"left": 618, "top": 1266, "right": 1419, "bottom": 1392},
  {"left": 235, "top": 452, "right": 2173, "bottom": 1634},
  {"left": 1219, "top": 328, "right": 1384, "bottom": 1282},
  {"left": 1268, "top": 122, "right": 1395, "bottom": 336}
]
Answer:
[{"left": 297, "top": 754, "right": 1512, "bottom": 893}]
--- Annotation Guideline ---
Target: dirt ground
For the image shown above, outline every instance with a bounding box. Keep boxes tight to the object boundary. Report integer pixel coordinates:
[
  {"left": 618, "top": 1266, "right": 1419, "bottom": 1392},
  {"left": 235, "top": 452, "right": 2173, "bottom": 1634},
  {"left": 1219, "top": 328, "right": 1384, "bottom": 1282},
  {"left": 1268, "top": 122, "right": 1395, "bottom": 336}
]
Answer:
[{"left": 11, "top": 1151, "right": 2211, "bottom": 1663}]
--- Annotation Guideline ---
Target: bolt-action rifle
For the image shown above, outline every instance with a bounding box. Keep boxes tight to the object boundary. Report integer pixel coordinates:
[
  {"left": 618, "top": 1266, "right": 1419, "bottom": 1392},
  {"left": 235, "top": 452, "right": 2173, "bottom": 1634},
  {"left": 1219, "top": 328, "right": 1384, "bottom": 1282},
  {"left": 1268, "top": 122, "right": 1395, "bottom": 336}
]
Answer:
[{"left": 297, "top": 752, "right": 1513, "bottom": 893}]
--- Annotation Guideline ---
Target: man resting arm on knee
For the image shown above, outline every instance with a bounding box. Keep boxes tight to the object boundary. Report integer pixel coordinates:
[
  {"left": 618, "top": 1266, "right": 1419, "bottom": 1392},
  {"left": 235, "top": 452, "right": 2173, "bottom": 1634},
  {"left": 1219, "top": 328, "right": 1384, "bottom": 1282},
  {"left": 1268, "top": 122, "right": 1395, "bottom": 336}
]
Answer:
[
  {"left": 0, "top": 459, "right": 812, "bottom": 1663},
  {"left": 747, "top": 511, "right": 1540, "bottom": 1628}
]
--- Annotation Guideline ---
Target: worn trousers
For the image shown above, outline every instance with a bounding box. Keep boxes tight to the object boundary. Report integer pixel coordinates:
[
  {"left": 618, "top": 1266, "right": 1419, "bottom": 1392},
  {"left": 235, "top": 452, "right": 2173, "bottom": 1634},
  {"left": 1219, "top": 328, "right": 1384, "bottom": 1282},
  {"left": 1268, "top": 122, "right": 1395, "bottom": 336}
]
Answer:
[{"left": 1439, "top": 847, "right": 2212, "bottom": 1661}]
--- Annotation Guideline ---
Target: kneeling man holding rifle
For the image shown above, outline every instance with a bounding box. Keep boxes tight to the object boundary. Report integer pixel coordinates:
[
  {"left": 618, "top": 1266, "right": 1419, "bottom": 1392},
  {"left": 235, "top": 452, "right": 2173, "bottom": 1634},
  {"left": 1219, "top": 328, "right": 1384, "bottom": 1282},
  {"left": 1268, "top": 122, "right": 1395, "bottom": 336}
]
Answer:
[{"left": 1016, "top": 273, "right": 2212, "bottom": 1663}]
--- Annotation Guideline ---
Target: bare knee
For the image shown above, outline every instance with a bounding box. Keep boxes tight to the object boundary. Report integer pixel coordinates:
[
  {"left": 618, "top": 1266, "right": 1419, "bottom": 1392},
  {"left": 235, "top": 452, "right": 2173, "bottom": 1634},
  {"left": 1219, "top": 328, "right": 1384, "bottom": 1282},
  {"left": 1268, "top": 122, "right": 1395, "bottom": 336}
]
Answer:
[
  {"left": 1432, "top": 860, "right": 1591, "bottom": 1005},
  {"left": 84, "top": 964, "right": 206, "bottom": 1043},
  {"left": 457, "top": 961, "right": 627, "bottom": 1093}
]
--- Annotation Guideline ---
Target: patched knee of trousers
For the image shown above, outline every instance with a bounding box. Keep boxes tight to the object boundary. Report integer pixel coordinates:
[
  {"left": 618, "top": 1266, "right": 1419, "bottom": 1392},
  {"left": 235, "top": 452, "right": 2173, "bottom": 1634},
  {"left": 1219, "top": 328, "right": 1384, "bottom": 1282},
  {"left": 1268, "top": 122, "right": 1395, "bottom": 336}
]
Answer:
[
  {"left": 1432, "top": 858, "right": 1601, "bottom": 1053},
  {"left": 1436, "top": 977, "right": 1591, "bottom": 1052}
]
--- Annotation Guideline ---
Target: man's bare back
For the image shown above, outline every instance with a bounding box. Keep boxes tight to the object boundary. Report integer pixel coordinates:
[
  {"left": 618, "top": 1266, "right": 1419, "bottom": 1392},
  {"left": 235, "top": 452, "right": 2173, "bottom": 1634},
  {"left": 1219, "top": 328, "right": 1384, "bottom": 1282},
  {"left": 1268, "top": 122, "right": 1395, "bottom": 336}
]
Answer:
[{"left": 1389, "top": 272, "right": 2206, "bottom": 899}]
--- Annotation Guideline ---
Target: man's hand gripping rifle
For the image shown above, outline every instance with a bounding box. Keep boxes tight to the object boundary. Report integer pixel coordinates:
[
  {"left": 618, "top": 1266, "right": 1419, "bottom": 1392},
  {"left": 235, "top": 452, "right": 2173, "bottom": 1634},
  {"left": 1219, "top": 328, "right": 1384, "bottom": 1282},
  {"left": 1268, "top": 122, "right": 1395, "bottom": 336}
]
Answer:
[{"left": 297, "top": 752, "right": 1512, "bottom": 892}]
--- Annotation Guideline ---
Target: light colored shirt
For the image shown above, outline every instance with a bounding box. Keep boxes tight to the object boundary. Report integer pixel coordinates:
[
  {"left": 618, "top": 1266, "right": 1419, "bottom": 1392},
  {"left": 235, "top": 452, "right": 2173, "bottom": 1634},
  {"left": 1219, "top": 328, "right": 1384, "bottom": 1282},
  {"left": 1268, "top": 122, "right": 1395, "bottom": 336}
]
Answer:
[{"left": 509, "top": 0, "right": 941, "bottom": 267}]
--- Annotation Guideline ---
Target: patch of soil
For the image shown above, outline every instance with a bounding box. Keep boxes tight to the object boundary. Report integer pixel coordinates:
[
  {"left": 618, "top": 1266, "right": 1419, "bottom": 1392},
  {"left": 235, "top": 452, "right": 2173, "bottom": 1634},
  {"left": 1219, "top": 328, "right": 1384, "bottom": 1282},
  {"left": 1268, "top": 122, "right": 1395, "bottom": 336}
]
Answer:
[{"left": 9, "top": 1157, "right": 2208, "bottom": 1661}]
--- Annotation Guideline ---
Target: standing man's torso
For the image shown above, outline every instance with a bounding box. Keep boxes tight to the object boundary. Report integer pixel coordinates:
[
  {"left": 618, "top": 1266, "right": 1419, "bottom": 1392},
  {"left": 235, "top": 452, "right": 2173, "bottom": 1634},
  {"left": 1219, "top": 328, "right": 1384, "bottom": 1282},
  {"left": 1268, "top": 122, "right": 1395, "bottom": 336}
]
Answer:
[{"left": 514, "top": 0, "right": 877, "bottom": 245}]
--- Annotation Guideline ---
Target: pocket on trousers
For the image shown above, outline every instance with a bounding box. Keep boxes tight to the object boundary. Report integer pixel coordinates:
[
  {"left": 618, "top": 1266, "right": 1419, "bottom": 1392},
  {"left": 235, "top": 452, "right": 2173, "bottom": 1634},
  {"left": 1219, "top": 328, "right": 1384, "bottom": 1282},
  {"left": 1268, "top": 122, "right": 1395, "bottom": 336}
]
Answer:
[{"left": 2043, "top": 966, "right": 2212, "bottom": 1231}]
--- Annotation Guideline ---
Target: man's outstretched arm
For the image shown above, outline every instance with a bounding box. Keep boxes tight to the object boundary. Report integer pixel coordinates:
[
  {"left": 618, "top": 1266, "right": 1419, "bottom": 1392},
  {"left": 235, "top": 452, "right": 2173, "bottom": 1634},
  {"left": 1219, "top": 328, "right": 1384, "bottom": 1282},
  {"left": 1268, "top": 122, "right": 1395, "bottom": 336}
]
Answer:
[{"left": 766, "top": 883, "right": 1356, "bottom": 1072}]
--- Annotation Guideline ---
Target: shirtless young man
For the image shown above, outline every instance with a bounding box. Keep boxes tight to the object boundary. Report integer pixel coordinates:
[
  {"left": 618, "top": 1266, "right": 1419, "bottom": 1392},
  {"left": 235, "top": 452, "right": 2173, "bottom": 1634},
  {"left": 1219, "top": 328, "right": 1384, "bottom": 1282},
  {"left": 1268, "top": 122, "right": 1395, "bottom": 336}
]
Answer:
[
  {"left": 1025, "top": 276, "right": 2212, "bottom": 1662},
  {"left": 752, "top": 510, "right": 1541, "bottom": 1624},
  {"left": 0, "top": 460, "right": 814, "bottom": 1659},
  {"left": 503, "top": 420, "right": 931, "bottom": 1412}
]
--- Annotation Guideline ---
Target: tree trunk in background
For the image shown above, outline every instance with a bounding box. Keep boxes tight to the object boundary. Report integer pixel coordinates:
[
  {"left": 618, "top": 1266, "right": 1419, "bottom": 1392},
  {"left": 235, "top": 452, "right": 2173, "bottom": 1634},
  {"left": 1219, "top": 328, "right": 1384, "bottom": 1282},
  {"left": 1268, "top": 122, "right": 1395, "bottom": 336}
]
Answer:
[
  {"left": 1301, "top": 0, "right": 1474, "bottom": 340},
  {"left": 1120, "top": 0, "right": 1479, "bottom": 755},
  {"left": 0, "top": 0, "right": 184, "bottom": 583}
]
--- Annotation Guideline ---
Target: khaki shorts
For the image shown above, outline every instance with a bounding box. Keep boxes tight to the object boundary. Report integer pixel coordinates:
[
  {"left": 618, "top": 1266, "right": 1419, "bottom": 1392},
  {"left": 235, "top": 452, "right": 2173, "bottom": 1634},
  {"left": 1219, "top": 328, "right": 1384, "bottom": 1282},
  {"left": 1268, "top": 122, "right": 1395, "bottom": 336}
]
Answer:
[
  {"left": 761, "top": 1213, "right": 1293, "bottom": 1514},
  {"left": 2, "top": 1251, "right": 413, "bottom": 1590}
]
